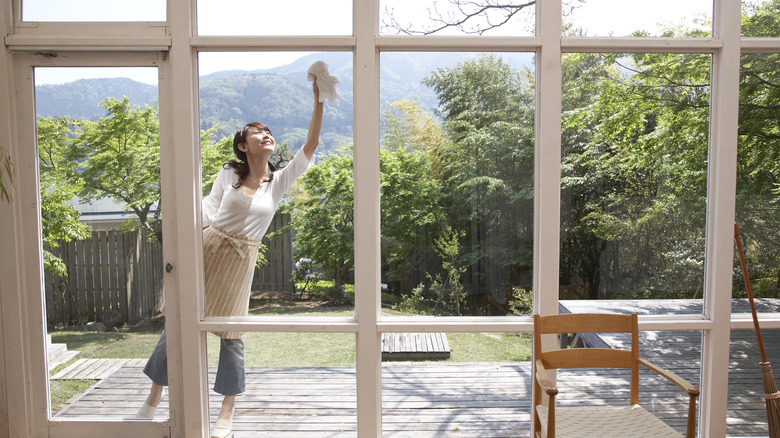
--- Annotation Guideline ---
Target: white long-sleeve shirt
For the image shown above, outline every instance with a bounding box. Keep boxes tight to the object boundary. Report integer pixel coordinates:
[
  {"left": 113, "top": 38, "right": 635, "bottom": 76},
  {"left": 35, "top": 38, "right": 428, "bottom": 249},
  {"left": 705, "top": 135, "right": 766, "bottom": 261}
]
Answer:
[{"left": 202, "top": 148, "right": 313, "bottom": 239}]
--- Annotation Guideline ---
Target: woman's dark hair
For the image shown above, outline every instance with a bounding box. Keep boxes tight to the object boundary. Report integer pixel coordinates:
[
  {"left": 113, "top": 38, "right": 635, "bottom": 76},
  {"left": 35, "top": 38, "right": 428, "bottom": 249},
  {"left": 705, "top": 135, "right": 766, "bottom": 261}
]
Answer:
[{"left": 225, "top": 122, "right": 277, "bottom": 188}]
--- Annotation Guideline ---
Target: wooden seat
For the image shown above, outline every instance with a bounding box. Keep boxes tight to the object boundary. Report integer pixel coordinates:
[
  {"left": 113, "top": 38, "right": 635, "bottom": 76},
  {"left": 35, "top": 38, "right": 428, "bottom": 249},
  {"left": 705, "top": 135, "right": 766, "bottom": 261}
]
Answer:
[{"left": 532, "top": 313, "right": 699, "bottom": 438}]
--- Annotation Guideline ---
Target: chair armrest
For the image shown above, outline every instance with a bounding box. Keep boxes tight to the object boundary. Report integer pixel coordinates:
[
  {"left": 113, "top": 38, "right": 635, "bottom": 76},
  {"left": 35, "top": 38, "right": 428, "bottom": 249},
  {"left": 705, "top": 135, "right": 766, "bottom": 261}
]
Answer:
[
  {"left": 638, "top": 358, "right": 699, "bottom": 397},
  {"left": 535, "top": 360, "right": 558, "bottom": 396}
]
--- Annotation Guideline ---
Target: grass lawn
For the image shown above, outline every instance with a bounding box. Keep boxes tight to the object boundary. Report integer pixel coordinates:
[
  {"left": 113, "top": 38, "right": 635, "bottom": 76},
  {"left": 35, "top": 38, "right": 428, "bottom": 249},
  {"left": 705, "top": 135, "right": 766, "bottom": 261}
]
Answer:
[{"left": 48, "top": 292, "right": 531, "bottom": 413}]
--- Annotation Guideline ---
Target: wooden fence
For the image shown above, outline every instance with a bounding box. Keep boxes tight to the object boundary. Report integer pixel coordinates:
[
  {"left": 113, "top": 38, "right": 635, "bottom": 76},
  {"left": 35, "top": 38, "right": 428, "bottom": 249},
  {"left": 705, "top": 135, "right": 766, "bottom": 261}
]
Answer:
[
  {"left": 45, "top": 229, "right": 164, "bottom": 326},
  {"left": 45, "top": 214, "right": 293, "bottom": 326},
  {"left": 252, "top": 214, "right": 293, "bottom": 293}
]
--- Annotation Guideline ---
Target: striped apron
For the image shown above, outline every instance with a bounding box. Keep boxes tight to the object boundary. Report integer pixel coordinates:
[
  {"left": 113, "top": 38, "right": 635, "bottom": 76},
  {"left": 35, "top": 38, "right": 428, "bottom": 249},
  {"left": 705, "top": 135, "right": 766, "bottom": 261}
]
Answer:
[{"left": 203, "top": 224, "right": 261, "bottom": 339}]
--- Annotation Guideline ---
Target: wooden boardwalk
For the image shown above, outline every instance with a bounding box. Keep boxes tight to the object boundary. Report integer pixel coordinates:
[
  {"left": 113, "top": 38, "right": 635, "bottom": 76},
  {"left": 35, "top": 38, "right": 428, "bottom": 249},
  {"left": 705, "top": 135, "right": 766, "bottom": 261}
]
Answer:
[
  {"left": 55, "top": 360, "right": 724, "bottom": 437},
  {"left": 381, "top": 332, "right": 450, "bottom": 361},
  {"left": 52, "top": 299, "right": 779, "bottom": 436},
  {"left": 56, "top": 362, "right": 532, "bottom": 437},
  {"left": 52, "top": 358, "right": 147, "bottom": 380}
]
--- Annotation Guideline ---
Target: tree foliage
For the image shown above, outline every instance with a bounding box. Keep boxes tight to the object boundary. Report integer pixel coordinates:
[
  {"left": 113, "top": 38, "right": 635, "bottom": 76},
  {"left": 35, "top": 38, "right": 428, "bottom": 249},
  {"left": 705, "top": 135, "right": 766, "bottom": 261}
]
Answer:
[
  {"left": 424, "top": 54, "right": 535, "bottom": 295},
  {"left": 29, "top": 1, "right": 780, "bottom": 309},
  {"left": 37, "top": 116, "right": 91, "bottom": 276},
  {"left": 286, "top": 146, "right": 355, "bottom": 288},
  {"left": 735, "top": 0, "right": 780, "bottom": 295},
  {"left": 70, "top": 97, "right": 162, "bottom": 241},
  {"left": 287, "top": 104, "right": 447, "bottom": 293},
  {"left": 561, "top": 49, "right": 712, "bottom": 299}
]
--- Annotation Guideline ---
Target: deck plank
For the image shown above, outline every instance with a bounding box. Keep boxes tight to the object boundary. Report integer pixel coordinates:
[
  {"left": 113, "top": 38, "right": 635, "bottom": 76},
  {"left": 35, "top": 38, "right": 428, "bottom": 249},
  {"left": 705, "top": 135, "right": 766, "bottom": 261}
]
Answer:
[
  {"left": 381, "top": 333, "right": 451, "bottom": 361},
  {"left": 52, "top": 360, "right": 724, "bottom": 437},
  {"left": 56, "top": 362, "right": 530, "bottom": 437},
  {"left": 50, "top": 298, "right": 779, "bottom": 437}
]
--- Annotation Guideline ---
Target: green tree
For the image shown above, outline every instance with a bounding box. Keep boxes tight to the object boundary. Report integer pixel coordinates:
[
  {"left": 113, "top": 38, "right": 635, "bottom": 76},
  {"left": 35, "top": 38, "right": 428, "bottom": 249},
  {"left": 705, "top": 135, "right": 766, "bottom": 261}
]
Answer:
[
  {"left": 288, "top": 112, "right": 445, "bottom": 294},
  {"left": 735, "top": 0, "right": 780, "bottom": 296},
  {"left": 382, "top": 99, "right": 447, "bottom": 153},
  {"left": 428, "top": 226, "right": 468, "bottom": 315},
  {"left": 560, "top": 46, "right": 711, "bottom": 299},
  {"left": 380, "top": 147, "right": 444, "bottom": 293},
  {"left": 286, "top": 146, "right": 355, "bottom": 288},
  {"left": 70, "top": 97, "right": 162, "bottom": 241},
  {"left": 559, "top": 52, "right": 613, "bottom": 299},
  {"left": 37, "top": 116, "right": 91, "bottom": 276},
  {"left": 423, "top": 54, "right": 535, "bottom": 301},
  {"left": 380, "top": 100, "right": 447, "bottom": 293}
]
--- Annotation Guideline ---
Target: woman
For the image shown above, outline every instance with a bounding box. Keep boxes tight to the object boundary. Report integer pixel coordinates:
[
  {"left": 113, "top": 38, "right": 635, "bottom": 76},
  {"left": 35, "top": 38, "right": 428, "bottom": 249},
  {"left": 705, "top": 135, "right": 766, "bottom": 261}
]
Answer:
[{"left": 137, "top": 76, "right": 324, "bottom": 438}]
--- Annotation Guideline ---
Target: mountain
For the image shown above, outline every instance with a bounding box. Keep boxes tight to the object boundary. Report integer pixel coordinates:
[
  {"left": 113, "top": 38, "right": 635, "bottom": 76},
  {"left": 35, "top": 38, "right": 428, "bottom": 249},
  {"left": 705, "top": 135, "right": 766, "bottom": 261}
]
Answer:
[
  {"left": 33, "top": 52, "right": 532, "bottom": 153},
  {"left": 35, "top": 77, "right": 159, "bottom": 119}
]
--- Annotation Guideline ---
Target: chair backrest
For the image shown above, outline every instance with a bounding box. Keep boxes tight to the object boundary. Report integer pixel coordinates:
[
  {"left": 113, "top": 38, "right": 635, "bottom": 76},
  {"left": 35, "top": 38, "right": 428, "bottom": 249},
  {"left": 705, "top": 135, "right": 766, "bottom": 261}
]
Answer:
[{"left": 533, "top": 313, "right": 640, "bottom": 404}]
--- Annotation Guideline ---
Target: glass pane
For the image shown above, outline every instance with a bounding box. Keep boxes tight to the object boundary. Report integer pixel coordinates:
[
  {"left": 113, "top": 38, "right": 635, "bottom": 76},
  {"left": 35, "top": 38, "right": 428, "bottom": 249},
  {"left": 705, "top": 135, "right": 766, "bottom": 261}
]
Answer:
[
  {"left": 380, "top": 0, "right": 535, "bottom": 36},
  {"left": 205, "top": 333, "right": 357, "bottom": 435},
  {"left": 36, "top": 67, "right": 165, "bottom": 419},
  {"left": 198, "top": 52, "right": 355, "bottom": 318},
  {"left": 564, "top": 0, "right": 712, "bottom": 37},
  {"left": 554, "top": 329, "right": 702, "bottom": 436},
  {"left": 197, "top": 0, "right": 352, "bottom": 36},
  {"left": 742, "top": 0, "right": 780, "bottom": 37},
  {"left": 728, "top": 327, "right": 780, "bottom": 436},
  {"left": 23, "top": 0, "right": 165, "bottom": 21},
  {"left": 736, "top": 53, "right": 780, "bottom": 319},
  {"left": 382, "top": 332, "right": 532, "bottom": 435},
  {"left": 560, "top": 53, "right": 710, "bottom": 313},
  {"left": 379, "top": 52, "right": 535, "bottom": 317}
]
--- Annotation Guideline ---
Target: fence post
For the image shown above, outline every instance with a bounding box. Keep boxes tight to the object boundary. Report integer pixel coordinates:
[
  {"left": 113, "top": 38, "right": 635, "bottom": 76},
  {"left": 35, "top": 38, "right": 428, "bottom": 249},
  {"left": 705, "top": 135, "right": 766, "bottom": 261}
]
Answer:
[
  {"left": 95, "top": 230, "right": 106, "bottom": 322},
  {"left": 64, "top": 239, "right": 77, "bottom": 324},
  {"left": 120, "top": 230, "right": 140, "bottom": 323},
  {"left": 85, "top": 233, "right": 96, "bottom": 322}
]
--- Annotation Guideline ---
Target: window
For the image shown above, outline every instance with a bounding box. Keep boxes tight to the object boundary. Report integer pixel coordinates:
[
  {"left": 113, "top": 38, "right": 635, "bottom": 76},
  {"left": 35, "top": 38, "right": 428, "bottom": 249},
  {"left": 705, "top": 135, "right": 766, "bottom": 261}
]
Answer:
[
  {"left": 196, "top": 0, "right": 352, "bottom": 35},
  {"left": 35, "top": 66, "right": 164, "bottom": 421},
  {"left": 560, "top": 52, "right": 711, "bottom": 313},
  {"left": 379, "top": 51, "right": 535, "bottom": 318},
  {"left": 2, "top": 0, "right": 778, "bottom": 437},
  {"left": 564, "top": 0, "right": 713, "bottom": 37},
  {"left": 22, "top": 0, "right": 165, "bottom": 21},
  {"left": 742, "top": 0, "right": 780, "bottom": 37},
  {"left": 380, "top": 0, "right": 535, "bottom": 36}
]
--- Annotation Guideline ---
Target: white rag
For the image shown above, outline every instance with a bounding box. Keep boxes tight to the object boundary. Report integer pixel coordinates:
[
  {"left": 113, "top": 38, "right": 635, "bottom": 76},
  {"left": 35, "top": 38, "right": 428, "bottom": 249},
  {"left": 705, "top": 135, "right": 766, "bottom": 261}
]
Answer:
[{"left": 307, "top": 61, "right": 342, "bottom": 104}]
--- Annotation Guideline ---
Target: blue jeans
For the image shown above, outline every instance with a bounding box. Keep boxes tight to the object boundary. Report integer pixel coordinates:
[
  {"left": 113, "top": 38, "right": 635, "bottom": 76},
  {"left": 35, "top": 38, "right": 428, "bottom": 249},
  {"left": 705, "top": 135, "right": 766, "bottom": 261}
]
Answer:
[{"left": 143, "top": 329, "right": 246, "bottom": 396}]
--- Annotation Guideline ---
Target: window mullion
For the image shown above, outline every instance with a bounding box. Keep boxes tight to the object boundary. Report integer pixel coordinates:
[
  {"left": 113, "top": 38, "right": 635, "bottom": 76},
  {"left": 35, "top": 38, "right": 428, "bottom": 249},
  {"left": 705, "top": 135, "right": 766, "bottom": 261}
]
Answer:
[
  {"left": 534, "top": 0, "right": 562, "bottom": 317},
  {"left": 700, "top": 0, "right": 742, "bottom": 436},
  {"left": 163, "top": 0, "right": 209, "bottom": 435},
  {"left": 353, "top": 0, "right": 382, "bottom": 436}
]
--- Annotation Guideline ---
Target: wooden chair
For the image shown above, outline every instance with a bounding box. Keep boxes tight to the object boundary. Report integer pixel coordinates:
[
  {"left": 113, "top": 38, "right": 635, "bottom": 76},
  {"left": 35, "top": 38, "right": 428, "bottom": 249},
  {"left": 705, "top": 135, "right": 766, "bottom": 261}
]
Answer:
[{"left": 532, "top": 313, "right": 699, "bottom": 438}]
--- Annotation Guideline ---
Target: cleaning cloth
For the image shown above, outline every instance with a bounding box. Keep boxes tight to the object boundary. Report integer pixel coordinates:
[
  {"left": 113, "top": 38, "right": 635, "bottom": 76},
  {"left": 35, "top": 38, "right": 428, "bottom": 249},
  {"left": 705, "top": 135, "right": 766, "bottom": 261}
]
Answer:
[{"left": 307, "top": 61, "right": 342, "bottom": 104}]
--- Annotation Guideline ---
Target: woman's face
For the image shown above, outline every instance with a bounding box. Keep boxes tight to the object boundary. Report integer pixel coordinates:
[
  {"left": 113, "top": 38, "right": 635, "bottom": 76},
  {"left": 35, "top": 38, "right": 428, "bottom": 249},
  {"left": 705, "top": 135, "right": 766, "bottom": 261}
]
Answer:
[{"left": 241, "top": 127, "right": 275, "bottom": 157}]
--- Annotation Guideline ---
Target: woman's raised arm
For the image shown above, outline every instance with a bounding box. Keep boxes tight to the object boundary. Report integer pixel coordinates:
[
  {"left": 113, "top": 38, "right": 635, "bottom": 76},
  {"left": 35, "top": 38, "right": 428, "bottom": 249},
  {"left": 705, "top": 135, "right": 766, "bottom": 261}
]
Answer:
[{"left": 302, "top": 78, "right": 324, "bottom": 161}]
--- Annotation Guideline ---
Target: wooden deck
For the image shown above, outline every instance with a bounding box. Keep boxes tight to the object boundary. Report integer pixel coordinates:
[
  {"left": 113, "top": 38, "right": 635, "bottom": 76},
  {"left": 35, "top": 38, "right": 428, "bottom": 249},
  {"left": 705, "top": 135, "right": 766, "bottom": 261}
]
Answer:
[
  {"left": 52, "top": 358, "right": 147, "bottom": 380},
  {"left": 54, "top": 357, "right": 757, "bottom": 437},
  {"left": 56, "top": 362, "right": 533, "bottom": 437},
  {"left": 52, "top": 299, "right": 779, "bottom": 436}
]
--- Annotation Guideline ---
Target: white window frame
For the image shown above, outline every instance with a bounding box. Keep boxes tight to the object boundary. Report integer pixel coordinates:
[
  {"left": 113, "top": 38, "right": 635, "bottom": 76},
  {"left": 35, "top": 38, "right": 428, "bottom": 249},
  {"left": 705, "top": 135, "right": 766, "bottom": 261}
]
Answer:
[{"left": 1, "top": 0, "right": 779, "bottom": 436}]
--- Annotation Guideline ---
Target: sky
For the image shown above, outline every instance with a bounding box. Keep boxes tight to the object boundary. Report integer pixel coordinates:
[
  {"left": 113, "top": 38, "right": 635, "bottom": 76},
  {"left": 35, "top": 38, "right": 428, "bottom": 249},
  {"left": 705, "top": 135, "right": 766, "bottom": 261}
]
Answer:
[{"left": 27, "top": 0, "right": 715, "bottom": 85}]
